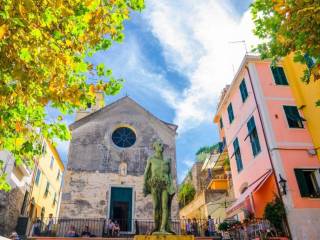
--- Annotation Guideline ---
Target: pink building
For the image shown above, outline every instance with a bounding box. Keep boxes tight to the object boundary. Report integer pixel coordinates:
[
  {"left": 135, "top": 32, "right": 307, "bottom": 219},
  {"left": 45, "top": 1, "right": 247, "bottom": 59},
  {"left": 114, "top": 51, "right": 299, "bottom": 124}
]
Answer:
[{"left": 214, "top": 54, "right": 320, "bottom": 239}]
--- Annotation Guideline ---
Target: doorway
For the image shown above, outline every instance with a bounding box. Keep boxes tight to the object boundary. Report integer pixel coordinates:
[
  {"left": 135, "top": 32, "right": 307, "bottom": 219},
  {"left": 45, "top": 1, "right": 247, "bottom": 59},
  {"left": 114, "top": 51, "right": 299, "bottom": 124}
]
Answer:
[{"left": 109, "top": 187, "right": 133, "bottom": 232}]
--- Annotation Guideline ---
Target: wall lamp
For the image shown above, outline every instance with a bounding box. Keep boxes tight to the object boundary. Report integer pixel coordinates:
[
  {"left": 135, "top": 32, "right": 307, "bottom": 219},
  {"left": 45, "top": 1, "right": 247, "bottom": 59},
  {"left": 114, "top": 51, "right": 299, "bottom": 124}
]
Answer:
[{"left": 278, "top": 174, "right": 287, "bottom": 195}]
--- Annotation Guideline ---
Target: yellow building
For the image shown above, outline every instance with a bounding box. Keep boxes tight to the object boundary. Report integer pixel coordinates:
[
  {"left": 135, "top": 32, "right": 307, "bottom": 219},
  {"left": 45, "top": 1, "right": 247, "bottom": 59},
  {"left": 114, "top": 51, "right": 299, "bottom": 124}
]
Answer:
[
  {"left": 282, "top": 54, "right": 320, "bottom": 159},
  {"left": 179, "top": 148, "right": 234, "bottom": 223},
  {"left": 28, "top": 139, "right": 64, "bottom": 222}
]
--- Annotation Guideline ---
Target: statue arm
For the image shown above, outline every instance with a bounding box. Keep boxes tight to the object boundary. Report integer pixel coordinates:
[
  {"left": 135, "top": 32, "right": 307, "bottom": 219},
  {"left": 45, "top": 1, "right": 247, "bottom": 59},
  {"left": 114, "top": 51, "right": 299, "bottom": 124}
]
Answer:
[
  {"left": 167, "top": 158, "right": 175, "bottom": 195},
  {"left": 143, "top": 158, "right": 151, "bottom": 196}
]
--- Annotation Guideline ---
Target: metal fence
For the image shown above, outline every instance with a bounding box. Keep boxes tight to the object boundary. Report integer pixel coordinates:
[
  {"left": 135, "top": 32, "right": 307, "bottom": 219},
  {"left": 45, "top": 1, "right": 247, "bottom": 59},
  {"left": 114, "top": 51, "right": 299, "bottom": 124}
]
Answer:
[
  {"left": 25, "top": 217, "right": 283, "bottom": 239},
  {"left": 27, "top": 218, "right": 220, "bottom": 238}
]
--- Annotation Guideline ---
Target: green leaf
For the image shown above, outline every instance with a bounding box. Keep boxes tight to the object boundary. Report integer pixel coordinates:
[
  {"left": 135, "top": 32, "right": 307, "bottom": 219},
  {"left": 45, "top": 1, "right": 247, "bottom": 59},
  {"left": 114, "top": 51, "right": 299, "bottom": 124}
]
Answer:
[
  {"left": 96, "top": 63, "right": 105, "bottom": 77},
  {"left": 31, "top": 29, "right": 42, "bottom": 39},
  {"left": 19, "top": 48, "right": 32, "bottom": 62}
]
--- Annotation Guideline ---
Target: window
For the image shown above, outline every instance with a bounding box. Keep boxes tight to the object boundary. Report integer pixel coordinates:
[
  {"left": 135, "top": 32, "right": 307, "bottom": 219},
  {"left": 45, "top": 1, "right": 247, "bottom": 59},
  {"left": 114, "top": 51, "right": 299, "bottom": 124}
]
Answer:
[
  {"left": 41, "top": 207, "right": 45, "bottom": 221},
  {"left": 35, "top": 169, "right": 41, "bottom": 185},
  {"left": 222, "top": 137, "right": 226, "bottom": 149},
  {"left": 219, "top": 118, "right": 224, "bottom": 129},
  {"left": 112, "top": 127, "right": 136, "bottom": 148},
  {"left": 218, "top": 140, "right": 224, "bottom": 153},
  {"left": 304, "top": 54, "right": 315, "bottom": 69},
  {"left": 53, "top": 192, "right": 57, "bottom": 206},
  {"left": 50, "top": 156, "right": 54, "bottom": 169},
  {"left": 57, "top": 170, "right": 61, "bottom": 181},
  {"left": 239, "top": 79, "right": 248, "bottom": 102},
  {"left": 44, "top": 181, "right": 50, "bottom": 197},
  {"left": 271, "top": 66, "right": 288, "bottom": 85},
  {"left": 246, "top": 117, "right": 261, "bottom": 156},
  {"left": 294, "top": 169, "right": 320, "bottom": 198},
  {"left": 227, "top": 103, "right": 234, "bottom": 124},
  {"left": 233, "top": 138, "right": 243, "bottom": 172},
  {"left": 41, "top": 143, "right": 46, "bottom": 154},
  {"left": 283, "top": 106, "right": 305, "bottom": 128}
]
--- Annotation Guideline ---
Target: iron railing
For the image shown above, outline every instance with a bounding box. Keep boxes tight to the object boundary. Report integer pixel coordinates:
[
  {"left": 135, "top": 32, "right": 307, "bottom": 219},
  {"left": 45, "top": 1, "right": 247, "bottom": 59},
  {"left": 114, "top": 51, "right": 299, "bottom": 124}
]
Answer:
[
  {"left": 221, "top": 218, "right": 283, "bottom": 240},
  {"left": 25, "top": 217, "right": 283, "bottom": 239},
  {"left": 27, "top": 218, "right": 221, "bottom": 238}
]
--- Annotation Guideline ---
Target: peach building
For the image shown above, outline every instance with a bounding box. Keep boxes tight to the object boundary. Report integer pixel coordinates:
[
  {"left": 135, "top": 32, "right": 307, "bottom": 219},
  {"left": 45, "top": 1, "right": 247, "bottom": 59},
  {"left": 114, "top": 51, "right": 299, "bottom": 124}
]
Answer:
[{"left": 214, "top": 54, "right": 320, "bottom": 239}]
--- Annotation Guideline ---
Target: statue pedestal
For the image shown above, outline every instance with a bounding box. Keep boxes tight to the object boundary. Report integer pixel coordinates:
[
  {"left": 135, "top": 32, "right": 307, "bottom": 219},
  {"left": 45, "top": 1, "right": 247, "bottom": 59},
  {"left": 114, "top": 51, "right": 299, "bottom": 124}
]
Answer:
[{"left": 134, "top": 235, "right": 194, "bottom": 240}]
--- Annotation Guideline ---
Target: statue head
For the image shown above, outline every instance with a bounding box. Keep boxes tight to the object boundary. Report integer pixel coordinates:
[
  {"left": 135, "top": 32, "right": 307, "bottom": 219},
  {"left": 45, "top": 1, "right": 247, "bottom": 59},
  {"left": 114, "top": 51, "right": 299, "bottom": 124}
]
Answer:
[{"left": 152, "top": 140, "right": 164, "bottom": 154}]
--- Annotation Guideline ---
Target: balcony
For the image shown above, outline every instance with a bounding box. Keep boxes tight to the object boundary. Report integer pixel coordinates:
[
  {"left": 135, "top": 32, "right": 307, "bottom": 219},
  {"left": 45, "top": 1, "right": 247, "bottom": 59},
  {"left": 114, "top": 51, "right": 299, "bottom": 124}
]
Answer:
[{"left": 208, "top": 178, "right": 229, "bottom": 191}]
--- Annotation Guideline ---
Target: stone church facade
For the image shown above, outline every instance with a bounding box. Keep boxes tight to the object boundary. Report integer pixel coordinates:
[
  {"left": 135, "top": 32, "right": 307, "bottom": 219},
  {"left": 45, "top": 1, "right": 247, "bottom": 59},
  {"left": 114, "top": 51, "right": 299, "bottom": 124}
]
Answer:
[{"left": 60, "top": 96, "right": 179, "bottom": 231}]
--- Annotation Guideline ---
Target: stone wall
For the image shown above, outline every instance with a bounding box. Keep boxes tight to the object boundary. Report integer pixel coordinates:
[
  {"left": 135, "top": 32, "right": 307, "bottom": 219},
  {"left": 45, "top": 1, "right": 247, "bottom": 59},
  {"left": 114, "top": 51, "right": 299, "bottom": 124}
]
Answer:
[
  {"left": 181, "top": 161, "right": 209, "bottom": 194},
  {"left": 60, "top": 171, "right": 179, "bottom": 219},
  {"left": 0, "top": 187, "right": 25, "bottom": 236}
]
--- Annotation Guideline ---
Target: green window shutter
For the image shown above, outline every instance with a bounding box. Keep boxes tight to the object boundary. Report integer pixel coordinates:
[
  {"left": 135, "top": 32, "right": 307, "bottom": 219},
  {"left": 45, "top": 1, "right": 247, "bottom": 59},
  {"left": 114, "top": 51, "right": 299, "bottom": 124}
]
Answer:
[
  {"left": 227, "top": 103, "right": 234, "bottom": 123},
  {"left": 278, "top": 67, "right": 288, "bottom": 85},
  {"left": 294, "top": 169, "right": 309, "bottom": 197},
  {"left": 233, "top": 138, "right": 243, "bottom": 172},
  {"left": 247, "top": 117, "right": 255, "bottom": 133},
  {"left": 35, "top": 169, "right": 41, "bottom": 185},
  {"left": 271, "top": 66, "right": 288, "bottom": 85},
  {"left": 271, "top": 67, "right": 281, "bottom": 84},
  {"left": 247, "top": 117, "right": 261, "bottom": 156},
  {"left": 220, "top": 118, "right": 223, "bottom": 129},
  {"left": 239, "top": 79, "right": 248, "bottom": 102},
  {"left": 304, "top": 54, "right": 315, "bottom": 69}
]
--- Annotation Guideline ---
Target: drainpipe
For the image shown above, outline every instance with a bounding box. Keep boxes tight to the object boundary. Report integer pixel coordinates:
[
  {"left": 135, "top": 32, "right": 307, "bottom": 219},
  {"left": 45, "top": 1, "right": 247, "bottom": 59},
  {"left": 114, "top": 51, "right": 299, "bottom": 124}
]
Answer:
[{"left": 245, "top": 64, "right": 292, "bottom": 239}]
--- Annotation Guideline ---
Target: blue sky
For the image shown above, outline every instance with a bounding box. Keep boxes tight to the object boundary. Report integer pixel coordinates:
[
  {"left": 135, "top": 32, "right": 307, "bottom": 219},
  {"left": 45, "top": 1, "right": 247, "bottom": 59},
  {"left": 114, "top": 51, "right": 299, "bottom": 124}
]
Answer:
[{"left": 55, "top": 0, "right": 257, "bottom": 182}]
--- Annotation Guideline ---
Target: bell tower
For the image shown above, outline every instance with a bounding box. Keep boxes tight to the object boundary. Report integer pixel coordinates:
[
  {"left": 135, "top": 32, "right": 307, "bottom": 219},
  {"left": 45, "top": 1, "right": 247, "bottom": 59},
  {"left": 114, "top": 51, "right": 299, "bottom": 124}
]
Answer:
[{"left": 75, "top": 91, "right": 105, "bottom": 121}]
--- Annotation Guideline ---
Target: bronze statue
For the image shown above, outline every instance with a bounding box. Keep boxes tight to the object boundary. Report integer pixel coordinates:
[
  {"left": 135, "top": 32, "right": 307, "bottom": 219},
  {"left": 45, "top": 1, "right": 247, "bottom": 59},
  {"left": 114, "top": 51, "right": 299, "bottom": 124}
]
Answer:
[{"left": 143, "top": 140, "right": 175, "bottom": 234}]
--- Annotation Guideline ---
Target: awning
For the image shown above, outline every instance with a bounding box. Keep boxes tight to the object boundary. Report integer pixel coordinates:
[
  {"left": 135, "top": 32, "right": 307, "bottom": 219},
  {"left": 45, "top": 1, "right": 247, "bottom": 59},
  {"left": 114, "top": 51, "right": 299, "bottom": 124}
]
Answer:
[{"left": 226, "top": 169, "right": 273, "bottom": 215}]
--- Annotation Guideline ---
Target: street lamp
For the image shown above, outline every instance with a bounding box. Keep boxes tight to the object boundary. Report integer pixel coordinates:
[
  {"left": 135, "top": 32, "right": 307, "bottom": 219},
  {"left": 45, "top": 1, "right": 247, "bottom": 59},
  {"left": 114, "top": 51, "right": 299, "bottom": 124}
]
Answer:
[{"left": 278, "top": 174, "right": 287, "bottom": 195}]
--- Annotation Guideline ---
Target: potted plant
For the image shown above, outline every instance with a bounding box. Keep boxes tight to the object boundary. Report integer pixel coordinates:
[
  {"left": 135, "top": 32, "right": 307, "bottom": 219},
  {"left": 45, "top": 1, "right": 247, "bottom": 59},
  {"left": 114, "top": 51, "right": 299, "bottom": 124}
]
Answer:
[{"left": 224, "top": 158, "right": 231, "bottom": 176}]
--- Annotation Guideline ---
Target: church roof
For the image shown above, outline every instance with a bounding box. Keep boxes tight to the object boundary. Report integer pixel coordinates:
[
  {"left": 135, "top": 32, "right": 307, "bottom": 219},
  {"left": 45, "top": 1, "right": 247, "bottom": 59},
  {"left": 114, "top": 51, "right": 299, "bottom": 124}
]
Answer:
[{"left": 70, "top": 96, "right": 178, "bottom": 133}]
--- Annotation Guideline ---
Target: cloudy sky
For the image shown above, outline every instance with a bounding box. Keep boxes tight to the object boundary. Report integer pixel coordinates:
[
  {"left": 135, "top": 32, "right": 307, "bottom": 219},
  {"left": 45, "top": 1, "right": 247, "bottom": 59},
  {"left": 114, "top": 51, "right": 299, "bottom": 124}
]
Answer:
[{"left": 56, "top": 0, "right": 258, "bottom": 182}]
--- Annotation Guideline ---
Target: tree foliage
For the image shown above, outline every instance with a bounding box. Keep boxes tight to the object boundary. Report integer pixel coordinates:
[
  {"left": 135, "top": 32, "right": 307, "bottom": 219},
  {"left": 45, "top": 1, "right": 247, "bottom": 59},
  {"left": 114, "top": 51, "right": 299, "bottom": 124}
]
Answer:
[
  {"left": 0, "top": 0, "right": 144, "bottom": 191},
  {"left": 178, "top": 181, "right": 195, "bottom": 208},
  {"left": 251, "top": 0, "right": 320, "bottom": 85},
  {"left": 196, "top": 143, "right": 219, "bottom": 156},
  {"left": 218, "top": 220, "right": 240, "bottom": 231},
  {"left": 264, "top": 196, "right": 286, "bottom": 233}
]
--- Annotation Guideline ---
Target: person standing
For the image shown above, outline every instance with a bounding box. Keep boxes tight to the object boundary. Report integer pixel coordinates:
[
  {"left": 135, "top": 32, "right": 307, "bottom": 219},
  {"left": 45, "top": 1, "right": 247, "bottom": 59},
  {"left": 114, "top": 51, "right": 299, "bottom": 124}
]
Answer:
[
  {"left": 208, "top": 215, "right": 215, "bottom": 236},
  {"left": 192, "top": 218, "right": 199, "bottom": 236},
  {"left": 186, "top": 219, "right": 192, "bottom": 235},
  {"left": 30, "top": 219, "right": 41, "bottom": 236},
  {"left": 46, "top": 213, "right": 54, "bottom": 236}
]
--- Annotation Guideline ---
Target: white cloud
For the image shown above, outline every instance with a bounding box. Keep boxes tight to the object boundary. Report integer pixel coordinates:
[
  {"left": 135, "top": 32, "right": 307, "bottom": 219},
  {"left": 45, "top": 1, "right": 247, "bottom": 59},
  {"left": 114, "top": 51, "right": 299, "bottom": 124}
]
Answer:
[{"left": 144, "top": 0, "right": 259, "bottom": 133}]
